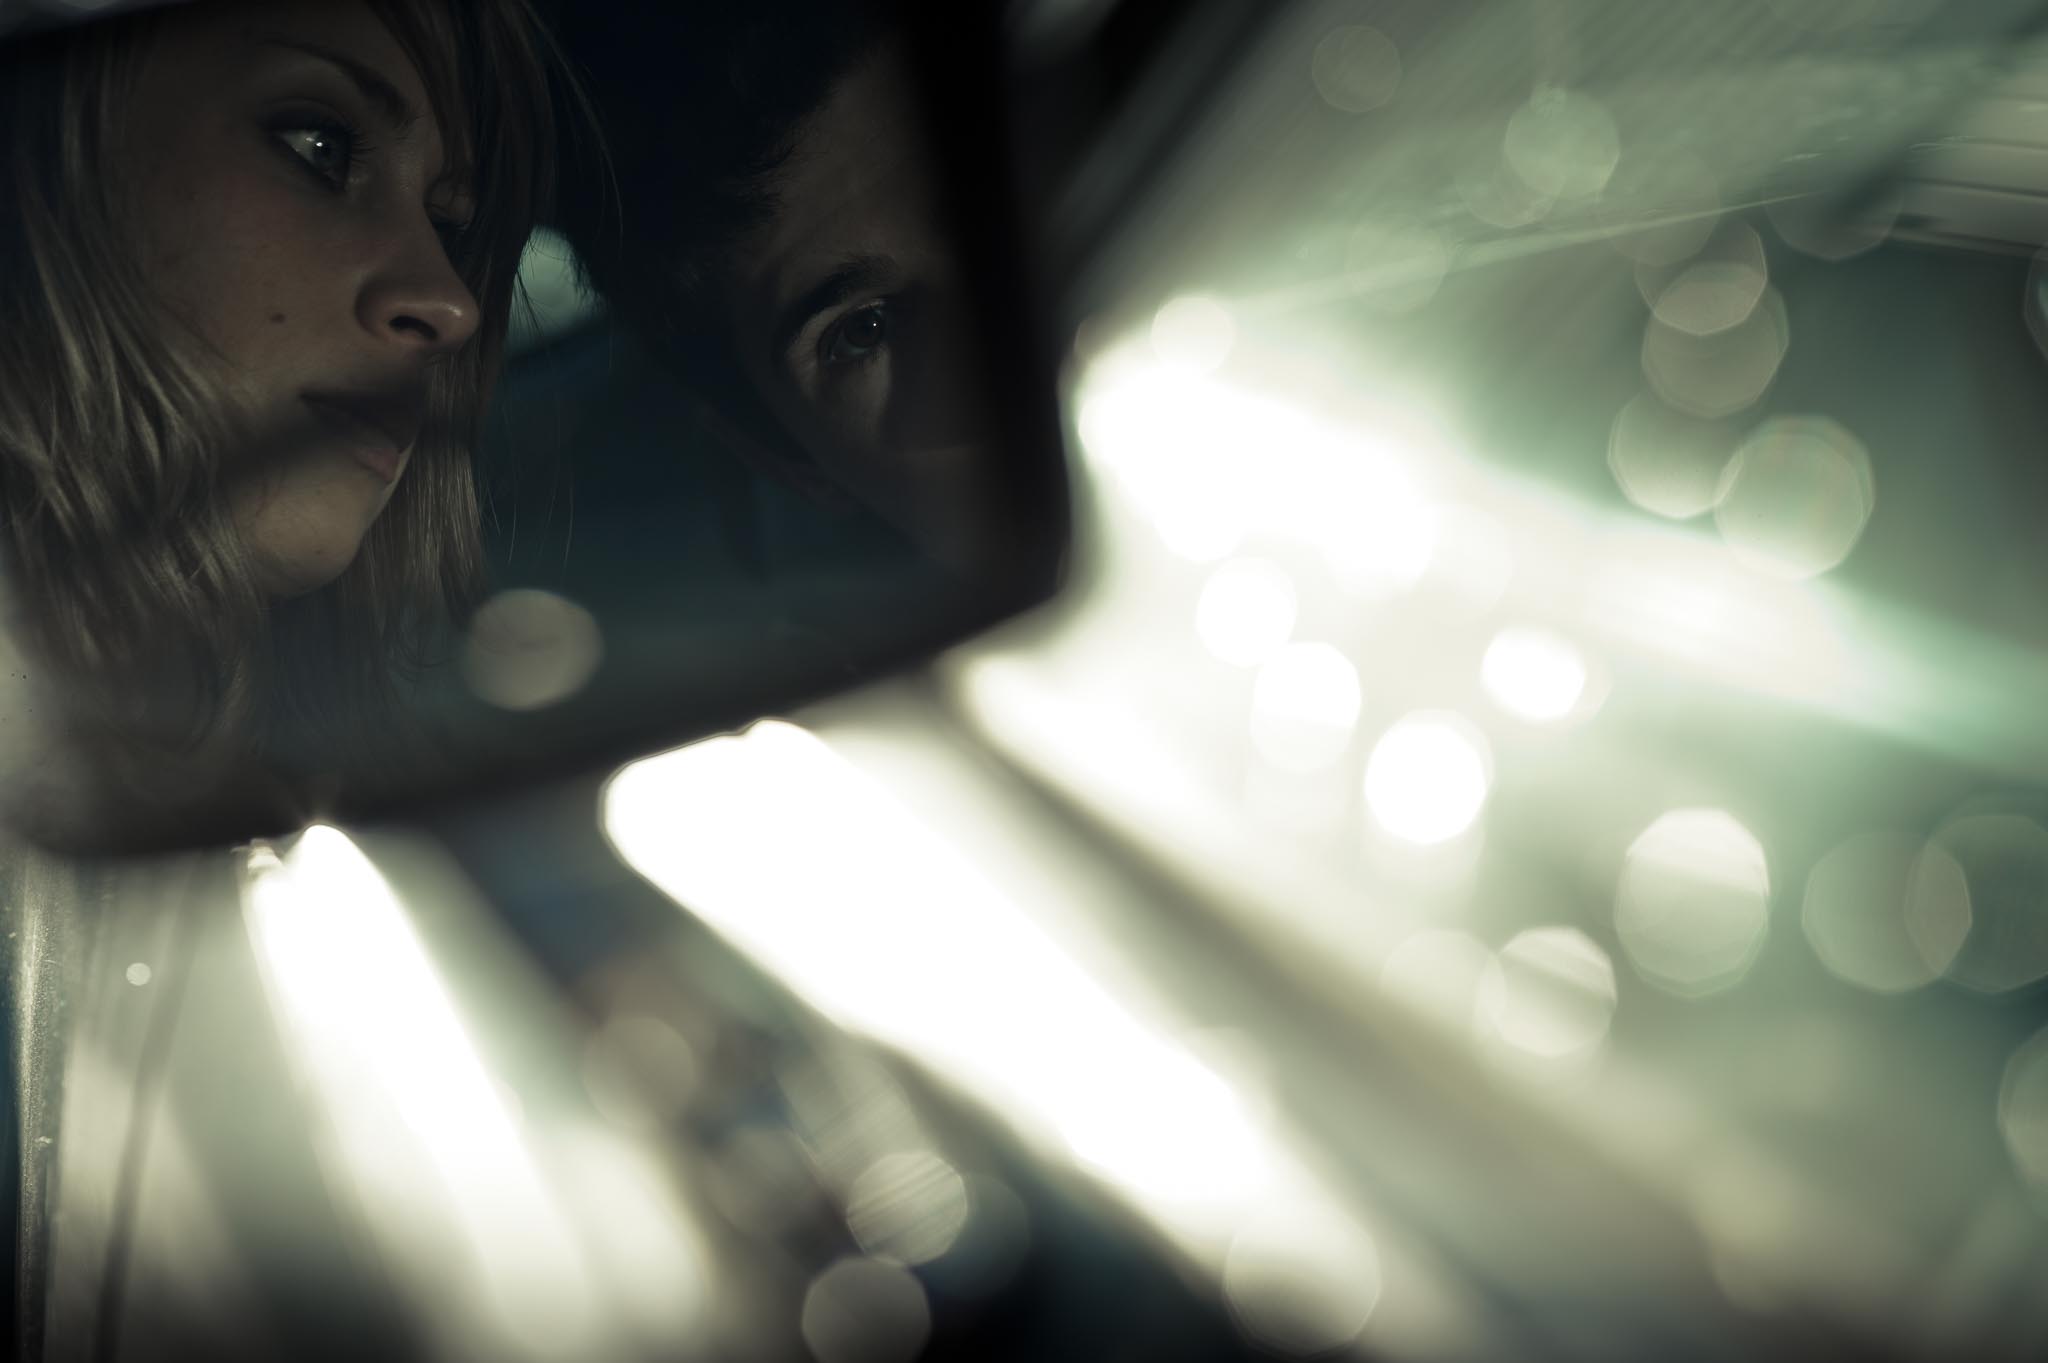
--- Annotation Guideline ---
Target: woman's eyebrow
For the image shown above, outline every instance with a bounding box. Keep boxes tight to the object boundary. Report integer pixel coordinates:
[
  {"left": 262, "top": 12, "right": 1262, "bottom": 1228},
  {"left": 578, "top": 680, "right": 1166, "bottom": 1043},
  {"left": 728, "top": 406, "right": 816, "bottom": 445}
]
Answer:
[
  {"left": 255, "top": 36, "right": 423, "bottom": 138},
  {"left": 771, "top": 254, "right": 898, "bottom": 365}
]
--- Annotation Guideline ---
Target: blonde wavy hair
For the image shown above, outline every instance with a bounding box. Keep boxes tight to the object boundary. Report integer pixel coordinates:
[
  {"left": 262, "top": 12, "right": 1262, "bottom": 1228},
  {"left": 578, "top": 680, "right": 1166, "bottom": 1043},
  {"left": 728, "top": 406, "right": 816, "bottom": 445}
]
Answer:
[{"left": 0, "top": 0, "right": 563, "bottom": 818}]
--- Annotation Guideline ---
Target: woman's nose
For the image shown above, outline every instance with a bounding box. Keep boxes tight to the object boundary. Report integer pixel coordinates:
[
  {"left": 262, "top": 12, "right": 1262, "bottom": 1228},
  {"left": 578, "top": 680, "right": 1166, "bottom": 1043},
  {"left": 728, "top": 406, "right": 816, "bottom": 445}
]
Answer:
[{"left": 356, "top": 232, "right": 483, "bottom": 355}]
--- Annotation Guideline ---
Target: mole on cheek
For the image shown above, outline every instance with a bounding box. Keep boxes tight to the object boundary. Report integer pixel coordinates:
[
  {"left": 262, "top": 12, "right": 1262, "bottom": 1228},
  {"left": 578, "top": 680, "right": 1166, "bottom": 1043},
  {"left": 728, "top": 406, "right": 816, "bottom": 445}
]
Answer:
[{"left": 269, "top": 313, "right": 287, "bottom": 324}]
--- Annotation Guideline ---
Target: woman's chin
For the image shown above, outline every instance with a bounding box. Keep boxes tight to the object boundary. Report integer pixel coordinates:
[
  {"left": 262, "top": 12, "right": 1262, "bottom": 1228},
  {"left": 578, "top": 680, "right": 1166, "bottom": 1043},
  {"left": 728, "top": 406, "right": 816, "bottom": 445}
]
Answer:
[
  {"left": 230, "top": 469, "right": 390, "bottom": 599},
  {"left": 249, "top": 538, "right": 369, "bottom": 599}
]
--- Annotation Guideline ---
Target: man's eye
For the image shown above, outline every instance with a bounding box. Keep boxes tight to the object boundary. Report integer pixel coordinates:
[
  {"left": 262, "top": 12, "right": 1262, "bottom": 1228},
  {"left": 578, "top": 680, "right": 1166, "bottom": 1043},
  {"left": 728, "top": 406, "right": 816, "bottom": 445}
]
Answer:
[
  {"left": 822, "top": 303, "right": 890, "bottom": 366},
  {"left": 275, "top": 123, "right": 357, "bottom": 190}
]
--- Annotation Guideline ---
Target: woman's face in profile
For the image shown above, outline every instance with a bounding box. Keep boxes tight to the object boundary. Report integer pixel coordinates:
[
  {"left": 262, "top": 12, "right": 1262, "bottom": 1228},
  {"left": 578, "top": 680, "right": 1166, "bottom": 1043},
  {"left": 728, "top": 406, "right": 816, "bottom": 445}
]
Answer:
[{"left": 122, "top": 0, "right": 479, "bottom": 597}]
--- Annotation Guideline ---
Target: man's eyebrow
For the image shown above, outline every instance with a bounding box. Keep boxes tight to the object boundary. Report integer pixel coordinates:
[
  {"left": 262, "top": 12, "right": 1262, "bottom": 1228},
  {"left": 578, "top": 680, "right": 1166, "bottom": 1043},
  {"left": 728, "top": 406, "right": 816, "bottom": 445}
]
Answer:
[
  {"left": 770, "top": 254, "right": 898, "bottom": 365},
  {"left": 256, "top": 36, "right": 422, "bottom": 137}
]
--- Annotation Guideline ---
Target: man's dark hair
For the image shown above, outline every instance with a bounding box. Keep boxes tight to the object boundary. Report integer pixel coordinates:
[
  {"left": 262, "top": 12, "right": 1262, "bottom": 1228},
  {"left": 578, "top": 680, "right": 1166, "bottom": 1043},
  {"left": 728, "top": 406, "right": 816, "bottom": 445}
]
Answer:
[{"left": 551, "top": 3, "right": 890, "bottom": 454}]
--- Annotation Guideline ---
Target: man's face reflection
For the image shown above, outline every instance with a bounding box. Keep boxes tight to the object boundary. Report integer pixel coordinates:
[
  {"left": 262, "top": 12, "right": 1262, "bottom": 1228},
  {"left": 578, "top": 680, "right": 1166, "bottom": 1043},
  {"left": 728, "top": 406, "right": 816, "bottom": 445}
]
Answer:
[{"left": 723, "top": 41, "right": 990, "bottom": 568}]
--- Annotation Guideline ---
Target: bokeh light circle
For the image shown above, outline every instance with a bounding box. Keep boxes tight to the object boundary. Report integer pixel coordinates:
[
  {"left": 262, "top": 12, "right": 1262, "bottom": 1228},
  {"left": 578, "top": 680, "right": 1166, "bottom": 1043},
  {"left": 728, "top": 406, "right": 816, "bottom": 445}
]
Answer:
[
  {"left": 1765, "top": 185, "right": 1902, "bottom": 261},
  {"left": 1641, "top": 286, "right": 1789, "bottom": 419},
  {"left": 1801, "top": 832, "right": 1970, "bottom": 993},
  {"left": 1222, "top": 1198, "right": 1382, "bottom": 1356},
  {"left": 462, "top": 588, "right": 604, "bottom": 710},
  {"left": 1310, "top": 24, "right": 1402, "bottom": 113},
  {"left": 800, "top": 1257, "right": 932, "bottom": 1363},
  {"left": 1634, "top": 221, "right": 1767, "bottom": 315},
  {"left": 1932, "top": 811, "right": 2048, "bottom": 994},
  {"left": 1614, "top": 809, "right": 1771, "bottom": 997},
  {"left": 1493, "top": 927, "right": 1618, "bottom": 1060},
  {"left": 1504, "top": 88, "right": 1621, "bottom": 199},
  {"left": 580, "top": 1014, "right": 699, "bottom": 1131},
  {"left": 1713, "top": 415, "right": 1874, "bottom": 578},
  {"left": 1608, "top": 394, "right": 1742, "bottom": 520},
  {"left": 1363, "top": 712, "right": 1492, "bottom": 845},
  {"left": 1652, "top": 259, "right": 1770, "bottom": 338},
  {"left": 845, "top": 1151, "right": 971, "bottom": 1267},
  {"left": 1999, "top": 1026, "right": 2048, "bottom": 1192},
  {"left": 1480, "top": 626, "right": 1589, "bottom": 722}
]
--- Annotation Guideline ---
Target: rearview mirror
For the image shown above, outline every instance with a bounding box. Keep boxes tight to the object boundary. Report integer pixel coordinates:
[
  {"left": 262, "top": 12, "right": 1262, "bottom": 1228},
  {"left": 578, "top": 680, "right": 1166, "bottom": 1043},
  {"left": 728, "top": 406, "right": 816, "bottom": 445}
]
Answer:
[{"left": 0, "top": 0, "right": 1069, "bottom": 852}]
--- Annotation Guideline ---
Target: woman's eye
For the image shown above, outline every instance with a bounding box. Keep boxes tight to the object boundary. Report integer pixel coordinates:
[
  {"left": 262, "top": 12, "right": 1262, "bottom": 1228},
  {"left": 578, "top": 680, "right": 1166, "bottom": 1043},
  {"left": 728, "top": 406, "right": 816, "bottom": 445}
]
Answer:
[
  {"left": 275, "top": 124, "right": 356, "bottom": 190},
  {"left": 822, "top": 303, "right": 890, "bottom": 366}
]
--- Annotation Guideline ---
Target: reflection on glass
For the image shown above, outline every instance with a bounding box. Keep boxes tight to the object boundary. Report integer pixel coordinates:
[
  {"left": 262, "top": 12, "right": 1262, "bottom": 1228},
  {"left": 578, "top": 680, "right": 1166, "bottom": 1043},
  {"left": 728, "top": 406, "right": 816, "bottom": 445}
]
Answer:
[{"left": 556, "top": 4, "right": 999, "bottom": 572}]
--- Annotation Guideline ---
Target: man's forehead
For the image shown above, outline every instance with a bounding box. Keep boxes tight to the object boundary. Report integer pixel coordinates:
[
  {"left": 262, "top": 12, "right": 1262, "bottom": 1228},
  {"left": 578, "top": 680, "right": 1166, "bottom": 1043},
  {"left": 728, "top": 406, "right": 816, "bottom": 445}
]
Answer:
[
  {"left": 777, "top": 45, "right": 920, "bottom": 184},
  {"left": 741, "top": 53, "right": 939, "bottom": 297}
]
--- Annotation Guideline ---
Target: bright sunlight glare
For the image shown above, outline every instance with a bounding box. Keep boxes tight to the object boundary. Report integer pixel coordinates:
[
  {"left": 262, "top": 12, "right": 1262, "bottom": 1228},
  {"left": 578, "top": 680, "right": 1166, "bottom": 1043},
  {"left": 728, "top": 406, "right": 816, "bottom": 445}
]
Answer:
[
  {"left": 242, "top": 826, "right": 600, "bottom": 1357},
  {"left": 605, "top": 723, "right": 1269, "bottom": 1234},
  {"left": 603, "top": 721, "right": 1383, "bottom": 1305}
]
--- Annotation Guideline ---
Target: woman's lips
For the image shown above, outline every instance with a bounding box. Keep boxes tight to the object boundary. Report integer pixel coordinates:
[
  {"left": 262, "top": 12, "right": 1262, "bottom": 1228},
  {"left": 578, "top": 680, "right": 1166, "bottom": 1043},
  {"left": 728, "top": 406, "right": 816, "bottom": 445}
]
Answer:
[{"left": 301, "top": 394, "right": 419, "bottom": 484}]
